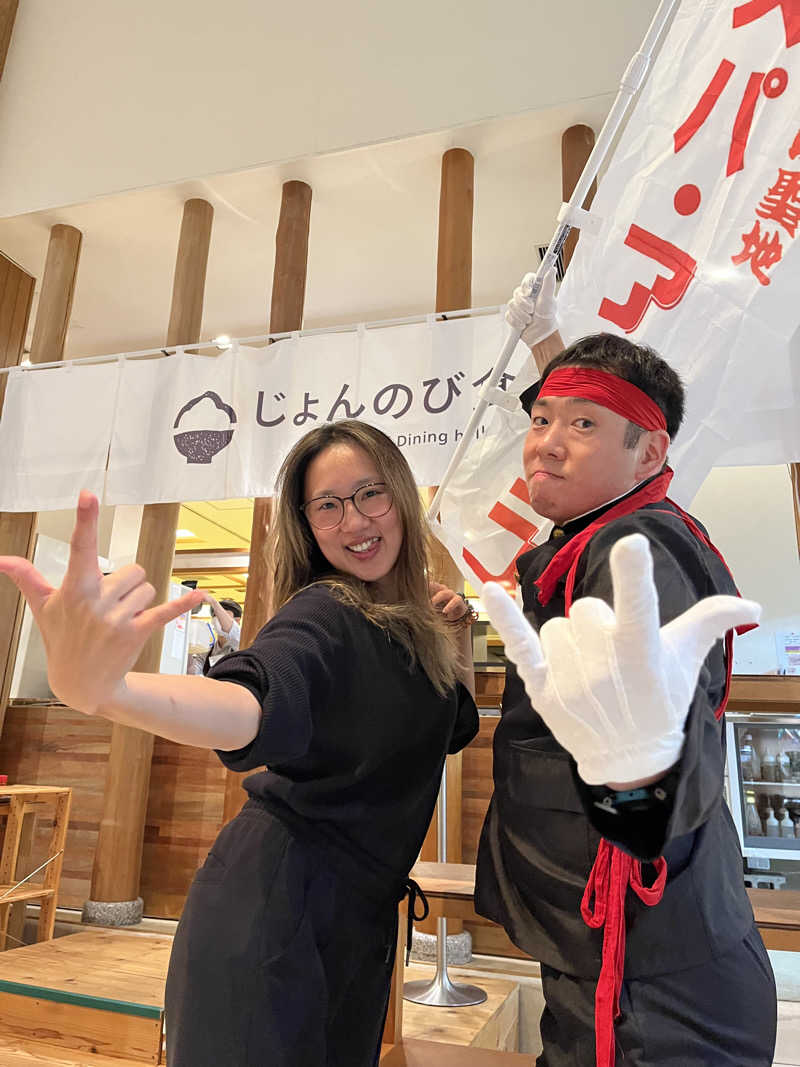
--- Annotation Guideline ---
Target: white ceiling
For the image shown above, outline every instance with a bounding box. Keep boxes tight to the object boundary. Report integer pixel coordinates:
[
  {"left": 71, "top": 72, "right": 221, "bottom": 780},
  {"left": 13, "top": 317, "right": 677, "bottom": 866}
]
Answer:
[
  {"left": 0, "top": 96, "right": 613, "bottom": 362},
  {"left": 0, "top": 0, "right": 659, "bottom": 218}
]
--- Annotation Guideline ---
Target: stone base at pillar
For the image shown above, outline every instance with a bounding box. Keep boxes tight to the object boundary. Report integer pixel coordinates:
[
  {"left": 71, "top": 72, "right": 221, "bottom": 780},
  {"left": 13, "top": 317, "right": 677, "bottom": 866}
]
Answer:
[
  {"left": 82, "top": 897, "right": 143, "bottom": 927},
  {"left": 410, "top": 929, "right": 472, "bottom": 964}
]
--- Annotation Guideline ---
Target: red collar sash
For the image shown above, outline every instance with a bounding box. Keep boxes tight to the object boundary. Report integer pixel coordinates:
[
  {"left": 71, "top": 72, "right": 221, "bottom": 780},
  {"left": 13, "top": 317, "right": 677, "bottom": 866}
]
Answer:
[{"left": 535, "top": 469, "right": 674, "bottom": 608}]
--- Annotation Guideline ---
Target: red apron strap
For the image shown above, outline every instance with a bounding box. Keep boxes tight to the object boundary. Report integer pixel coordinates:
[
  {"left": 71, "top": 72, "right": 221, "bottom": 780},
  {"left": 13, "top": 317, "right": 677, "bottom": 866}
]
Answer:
[{"left": 581, "top": 840, "right": 667, "bottom": 1067}]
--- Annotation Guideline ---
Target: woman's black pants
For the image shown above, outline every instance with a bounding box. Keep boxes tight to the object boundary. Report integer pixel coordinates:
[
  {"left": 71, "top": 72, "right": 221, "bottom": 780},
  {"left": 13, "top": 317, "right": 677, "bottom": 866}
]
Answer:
[{"left": 165, "top": 804, "right": 398, "bottom": 1066}]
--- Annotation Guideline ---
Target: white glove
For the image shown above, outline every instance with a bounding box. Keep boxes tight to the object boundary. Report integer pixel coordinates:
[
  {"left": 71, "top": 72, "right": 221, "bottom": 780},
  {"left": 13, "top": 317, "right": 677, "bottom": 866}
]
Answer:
[
  {"left": 482, "top": 533, "right": 761, "bottom": 786},
  {"left": 505, "top": 268, "right": 558, "bottom": 347}
]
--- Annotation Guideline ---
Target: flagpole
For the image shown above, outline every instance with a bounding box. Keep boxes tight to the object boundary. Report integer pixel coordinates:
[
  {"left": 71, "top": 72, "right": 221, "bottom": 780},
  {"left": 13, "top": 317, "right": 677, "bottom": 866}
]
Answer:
[{"left": 426, "top": 0, "right": 680, "bottom": 523}]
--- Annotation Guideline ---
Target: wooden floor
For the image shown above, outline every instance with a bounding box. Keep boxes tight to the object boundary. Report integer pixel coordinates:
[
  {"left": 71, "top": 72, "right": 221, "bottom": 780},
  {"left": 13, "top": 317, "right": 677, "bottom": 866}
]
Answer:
[
  {"left": 402, "top": 964, "right": 518, "bottom": 1050},
  {"left": 0, "top": 1041, "right": 144, "bottom": 1066},
  {"left": 0, "top": 930, "right": 521, "bottom": 1065},
  {"left": 381, "top": 1041, "right": 534, "bottom": 1065}
]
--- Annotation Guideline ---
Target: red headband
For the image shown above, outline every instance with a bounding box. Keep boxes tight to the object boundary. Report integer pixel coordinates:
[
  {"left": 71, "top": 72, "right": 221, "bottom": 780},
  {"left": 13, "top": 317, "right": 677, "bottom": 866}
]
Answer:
[{"left": 537, "top": 367, "right": 667, "bottom": 431}]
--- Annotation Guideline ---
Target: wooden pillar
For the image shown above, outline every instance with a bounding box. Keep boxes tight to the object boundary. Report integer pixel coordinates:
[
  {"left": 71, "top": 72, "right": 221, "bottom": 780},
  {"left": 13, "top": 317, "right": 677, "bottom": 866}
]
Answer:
[
  {"left": 561, "top": 124, "right": 597, "bottom": 273},
  {"left": 417, "top": 149, "right": 475, "bottom": 934},
  {"left": 0, "top": 232, "right": 76, "bottom": 738},
  {"left": 791, "top": 465, "right": 800, "bottom": 560},
  {"left": 0, "top": 0, "right": 19, "bottom": 82},
  {"left": 435, "top": 148, "right": 474, "bottom": 313},
  {"left": 87, "top": 200, "right": 213, "bottom": 918},
  {"left": 222, "top": 180, "right": 312, "bottom": 824}
]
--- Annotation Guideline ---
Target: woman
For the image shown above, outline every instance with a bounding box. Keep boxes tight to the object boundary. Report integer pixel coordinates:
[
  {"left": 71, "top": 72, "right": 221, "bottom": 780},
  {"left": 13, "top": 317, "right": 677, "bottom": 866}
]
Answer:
[{"left": 0, "top": 419, "right": 478, "bottom": 1067}]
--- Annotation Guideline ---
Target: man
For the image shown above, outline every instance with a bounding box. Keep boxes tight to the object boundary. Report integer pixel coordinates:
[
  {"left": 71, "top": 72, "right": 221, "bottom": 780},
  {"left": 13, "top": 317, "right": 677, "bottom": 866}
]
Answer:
[{"left": 474, "top": 277, "right": 777, "bottom": 1066}]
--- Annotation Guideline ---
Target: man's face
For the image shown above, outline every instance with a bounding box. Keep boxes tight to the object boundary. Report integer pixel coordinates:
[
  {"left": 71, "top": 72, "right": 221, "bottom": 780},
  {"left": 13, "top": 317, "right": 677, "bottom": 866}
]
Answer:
[{"left": 523, "top": 395, "right": 656, "bottom": 525}]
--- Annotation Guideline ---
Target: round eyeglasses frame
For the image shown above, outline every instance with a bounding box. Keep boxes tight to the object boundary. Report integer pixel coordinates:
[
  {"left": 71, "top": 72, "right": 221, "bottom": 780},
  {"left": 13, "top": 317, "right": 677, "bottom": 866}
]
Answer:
[{"left": 301, "top": 481, "right": 393, "bottom": 530}]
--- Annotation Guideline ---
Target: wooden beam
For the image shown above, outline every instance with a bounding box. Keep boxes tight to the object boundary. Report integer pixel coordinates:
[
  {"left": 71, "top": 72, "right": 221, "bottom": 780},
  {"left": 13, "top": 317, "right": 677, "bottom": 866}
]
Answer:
[
  {"left": 222, "top": 180, "right": 312, "bottom": 823},
  {"left": 269, "top": 180, "right": 312, "bottom": 335},
  {"left": 435, "top": 148, "right": 474, "bottom": 314},
  {"left": 561, "top": 124, "right": 597, "bottom": 273},
  {"left": 417, "top": 149, "right": 475, "bottom": 934},
  {"left": 0, "top": 237, "right": 74, "bottom": 738},
  {"left": 89, "top": 201, "right": 213, "bottom": 911},
  {"left": 790, "top": 464, "right": 800, "bottom": 560},
  {"left": 0, "top": 0, "right": 19, "bottom": 83}
]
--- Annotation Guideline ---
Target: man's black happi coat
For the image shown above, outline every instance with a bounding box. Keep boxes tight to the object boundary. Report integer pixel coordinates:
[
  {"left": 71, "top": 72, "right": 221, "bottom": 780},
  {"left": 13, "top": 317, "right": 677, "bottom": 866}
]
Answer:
[{"left": 474, "top": 489, "right": 755, "bottom": 979}]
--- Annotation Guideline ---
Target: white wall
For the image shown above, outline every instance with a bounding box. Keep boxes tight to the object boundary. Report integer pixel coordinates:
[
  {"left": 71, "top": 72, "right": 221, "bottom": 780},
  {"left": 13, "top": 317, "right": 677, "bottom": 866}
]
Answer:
[
  {"left": 0, "top": 0, "right": 660, "bottom": 217},
  {"left": 691, "top": 466, "right": 800, "bottom": 674}
]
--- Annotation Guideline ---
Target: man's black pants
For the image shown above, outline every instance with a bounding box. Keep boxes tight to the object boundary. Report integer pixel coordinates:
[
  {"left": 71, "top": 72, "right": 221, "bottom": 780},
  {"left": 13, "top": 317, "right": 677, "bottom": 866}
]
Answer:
[
  {"left": 538, "top": 923, "right": 777, "bottom": 1066},
  {"left": 165, "top": 805, "right": 398, "bottom": 1067}
]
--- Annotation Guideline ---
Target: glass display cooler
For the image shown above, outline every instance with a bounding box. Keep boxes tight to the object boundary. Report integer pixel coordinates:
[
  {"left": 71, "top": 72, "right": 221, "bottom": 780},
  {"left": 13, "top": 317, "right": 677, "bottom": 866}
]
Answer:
[{"left": 726, "top": 711, "right": 800, "bottom": 864}]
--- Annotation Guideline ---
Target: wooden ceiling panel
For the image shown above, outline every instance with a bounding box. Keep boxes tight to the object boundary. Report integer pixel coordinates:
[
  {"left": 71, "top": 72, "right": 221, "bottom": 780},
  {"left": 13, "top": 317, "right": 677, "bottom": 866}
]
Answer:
[{"left": 175, "top": 499, "right": 254, "bottom": 553}]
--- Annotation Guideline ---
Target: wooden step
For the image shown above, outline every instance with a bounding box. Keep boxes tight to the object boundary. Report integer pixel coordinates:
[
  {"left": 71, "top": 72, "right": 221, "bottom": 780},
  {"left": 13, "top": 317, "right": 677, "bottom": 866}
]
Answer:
[
  {"left": 381, "top": 1038, "right": 535, "bottom": 1064},
  {"left": 0, "top": 930, "right": 168, "bottom": 1064},
  {"left": 0, "top": 1036, "right": 147, "bottom": 1066}
]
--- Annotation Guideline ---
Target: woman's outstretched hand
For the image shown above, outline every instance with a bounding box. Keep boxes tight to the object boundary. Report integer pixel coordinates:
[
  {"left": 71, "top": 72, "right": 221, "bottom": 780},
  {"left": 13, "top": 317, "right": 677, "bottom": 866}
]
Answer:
[{"left": 0, "top": 491, "right": 203, "bottom": 715}]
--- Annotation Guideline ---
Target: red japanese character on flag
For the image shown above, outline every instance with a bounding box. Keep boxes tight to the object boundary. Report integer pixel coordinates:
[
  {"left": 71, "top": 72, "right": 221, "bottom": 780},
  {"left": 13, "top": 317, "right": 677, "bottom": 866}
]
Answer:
[
  {"left": 462, "top": 478, "right": 539, "bottom": 586},
  {"left": 598, "top": 225, "right": 696, "bottom": 333},
  {"left": 756, "top": 168, "right": 800, "bottom": 236},
  {"left": 733, "top": 0, "right": 800, "bottom": 49},
  {"left": 674, "top": 61, "right": 788, "bottom": 176},
  {"left": 731, "top": 220, "right": 784, "bottom": 284}
]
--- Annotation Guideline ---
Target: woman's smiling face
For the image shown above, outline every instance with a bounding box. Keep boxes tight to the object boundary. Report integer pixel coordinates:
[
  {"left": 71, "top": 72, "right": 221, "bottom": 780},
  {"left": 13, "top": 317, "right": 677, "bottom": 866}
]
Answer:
[{"left": 303, "top": 442, "right": 403, "bottom": 597}]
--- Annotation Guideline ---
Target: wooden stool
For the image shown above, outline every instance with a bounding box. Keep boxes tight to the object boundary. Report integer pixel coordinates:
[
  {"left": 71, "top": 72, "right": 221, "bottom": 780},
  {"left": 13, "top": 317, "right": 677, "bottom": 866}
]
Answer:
[{"left": 0, "top": 785, "right": 71, "bottom": 950}]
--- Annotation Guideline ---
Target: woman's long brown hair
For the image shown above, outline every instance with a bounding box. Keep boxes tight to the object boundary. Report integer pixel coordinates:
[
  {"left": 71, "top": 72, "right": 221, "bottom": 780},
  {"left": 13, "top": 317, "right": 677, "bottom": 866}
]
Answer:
[{"left": 267, "top": 420, "right": 460, "bottom": 696}]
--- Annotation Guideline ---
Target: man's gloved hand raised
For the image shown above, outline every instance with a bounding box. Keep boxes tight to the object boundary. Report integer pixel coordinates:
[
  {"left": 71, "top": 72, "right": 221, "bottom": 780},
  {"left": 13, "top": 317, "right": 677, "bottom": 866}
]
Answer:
[
  {"left": 482, "top": 533, "right": 761, "bottom": 787},
  {"left": 505, "top": 268, "right": 558, "bottom": 348}
]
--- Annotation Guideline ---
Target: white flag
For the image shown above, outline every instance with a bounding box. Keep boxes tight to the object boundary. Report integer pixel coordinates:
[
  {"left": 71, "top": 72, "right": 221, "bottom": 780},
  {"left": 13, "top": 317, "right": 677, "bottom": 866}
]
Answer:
[
  {"left": 557, "top": 0, "right": 800, "bottom": 504},
  {"left": 435, "top": 0, "right": 800, "bottom": 587},
  {"left": 432, "top": 395, "right": 551, "bottom": 591}
]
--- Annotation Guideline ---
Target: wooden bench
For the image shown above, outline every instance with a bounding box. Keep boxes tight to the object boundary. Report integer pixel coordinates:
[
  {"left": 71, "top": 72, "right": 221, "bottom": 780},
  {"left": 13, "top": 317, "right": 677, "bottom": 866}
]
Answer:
[
  {"left": 748, "top": 888, "right": 800, "bottom": 952},
  {"left": 377, "top": 864, "right": 800, "bottom": 1063},
  {"left": 408, "top": 861, "right": 800, "bottom": 952}
]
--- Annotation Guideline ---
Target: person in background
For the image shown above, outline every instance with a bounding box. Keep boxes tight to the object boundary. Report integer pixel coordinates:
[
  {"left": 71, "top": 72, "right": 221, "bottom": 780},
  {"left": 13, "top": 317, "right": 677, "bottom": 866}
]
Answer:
[{"left": 202, "top": 593, "right": 242, "bottom": 666}]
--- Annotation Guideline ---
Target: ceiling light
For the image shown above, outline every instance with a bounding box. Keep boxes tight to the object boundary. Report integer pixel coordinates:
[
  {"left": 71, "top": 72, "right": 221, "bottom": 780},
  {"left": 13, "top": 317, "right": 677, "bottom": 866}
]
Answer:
[
  {"left": 213, "top": 334, "right": 232, "bottom": 350},
  {"left": 176, "top": 528, "right": 197, "bottom": 539}
]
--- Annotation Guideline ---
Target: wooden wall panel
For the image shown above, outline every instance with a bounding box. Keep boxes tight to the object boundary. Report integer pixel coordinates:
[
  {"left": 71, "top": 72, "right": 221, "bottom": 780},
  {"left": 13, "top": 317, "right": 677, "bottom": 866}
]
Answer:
[
  {"left": 0, "top": 704, "right": 112, "bottom": 910},
  {"left": 0, "top": 705, "right": 228, "bottom": 918},
  {"left": 462, "top": 714, "right": 497, "bottom": 865},
  {"left": 0, "top": 688, "right": 507, "bottom": 937},
  {"left": 140, "top": 737, "right": 227, "bottom": 918}
]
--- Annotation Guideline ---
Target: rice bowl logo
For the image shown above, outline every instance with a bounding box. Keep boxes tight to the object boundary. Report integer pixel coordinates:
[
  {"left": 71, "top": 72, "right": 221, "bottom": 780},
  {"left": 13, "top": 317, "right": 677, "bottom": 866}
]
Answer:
[{"left": 173, "top": 391, "right": 237, "bottom": 464}]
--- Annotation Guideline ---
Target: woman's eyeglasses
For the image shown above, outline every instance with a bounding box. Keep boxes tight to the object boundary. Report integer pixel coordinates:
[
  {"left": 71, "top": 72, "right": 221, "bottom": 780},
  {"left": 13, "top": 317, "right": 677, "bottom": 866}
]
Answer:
[{"left": 301, "top": 482, "right": 393, "bottom": 530}]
